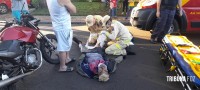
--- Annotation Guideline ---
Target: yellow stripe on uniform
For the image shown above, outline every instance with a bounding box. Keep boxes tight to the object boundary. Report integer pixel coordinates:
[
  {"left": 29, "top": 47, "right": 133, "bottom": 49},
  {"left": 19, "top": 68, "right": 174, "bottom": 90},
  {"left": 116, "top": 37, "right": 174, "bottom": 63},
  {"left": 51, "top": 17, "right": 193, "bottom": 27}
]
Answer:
[
  {"left": 115, "top": 43, "right": 121, "bottom": 49},
  {"left": 105, "top": 32, "right": 110, "bottom": 36}
]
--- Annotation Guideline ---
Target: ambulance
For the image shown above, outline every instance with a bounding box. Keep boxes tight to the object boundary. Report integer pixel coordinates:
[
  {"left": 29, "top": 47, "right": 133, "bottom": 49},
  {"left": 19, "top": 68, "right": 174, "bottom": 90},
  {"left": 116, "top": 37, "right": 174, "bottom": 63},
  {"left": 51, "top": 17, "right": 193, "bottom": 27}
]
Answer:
[{"left": 130, "top": 0, "right": 200, "bottom": 33}]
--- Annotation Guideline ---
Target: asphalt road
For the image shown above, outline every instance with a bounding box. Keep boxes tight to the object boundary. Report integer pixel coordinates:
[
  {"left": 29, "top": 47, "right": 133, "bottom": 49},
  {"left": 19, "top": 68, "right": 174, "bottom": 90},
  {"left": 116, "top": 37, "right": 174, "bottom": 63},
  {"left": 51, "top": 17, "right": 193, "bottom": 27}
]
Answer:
[{"left": 1, "top": 24, "right": 200, "bottom": 90}]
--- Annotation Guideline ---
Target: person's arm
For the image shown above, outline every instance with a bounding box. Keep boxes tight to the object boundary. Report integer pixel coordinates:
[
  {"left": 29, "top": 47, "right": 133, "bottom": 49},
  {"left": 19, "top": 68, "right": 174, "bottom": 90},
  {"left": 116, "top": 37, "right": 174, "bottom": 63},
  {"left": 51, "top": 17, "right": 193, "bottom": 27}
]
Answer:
[
  {"left": 156, "top": 0, "right": 161, "bottom": 18},
  {"left": 102, "top": 26, "right": 118, "bottom": 40},
  {"left": 110, "top": 1, "right": 114, "bottom": 9},
  {"left": 58, "top": 0, "right": 76, "bottom": 14},
  {"left": 178, "top": 0, "right": 182, "bottom": 16}
]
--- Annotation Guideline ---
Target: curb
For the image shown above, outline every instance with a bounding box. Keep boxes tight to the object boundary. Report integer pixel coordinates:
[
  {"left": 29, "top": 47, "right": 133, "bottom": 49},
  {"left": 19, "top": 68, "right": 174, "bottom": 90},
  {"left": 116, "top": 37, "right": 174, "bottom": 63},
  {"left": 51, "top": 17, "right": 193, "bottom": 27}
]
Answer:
[
  {"left": 39, "top": 21, "right": 86, "bottom": 25},
  {"left": 39, "top": 21, "right": 131, "bottom": 25},
  {"left": 1, "top": 21, "right": 130, "bottom": 25}
]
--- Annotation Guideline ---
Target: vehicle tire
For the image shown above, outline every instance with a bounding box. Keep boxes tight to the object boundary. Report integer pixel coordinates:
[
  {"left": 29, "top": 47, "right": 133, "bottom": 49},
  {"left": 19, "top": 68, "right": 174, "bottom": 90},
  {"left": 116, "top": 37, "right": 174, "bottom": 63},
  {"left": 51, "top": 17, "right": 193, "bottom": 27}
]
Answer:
[
  {"left": 40, "top": 34, "right": 59, "bottom": 64},
  {"left": 0, "top": 4, "right": 8, "bottom": 14},
  {"left": 151, "top": 19, "right": 179, "bottom": 34}
]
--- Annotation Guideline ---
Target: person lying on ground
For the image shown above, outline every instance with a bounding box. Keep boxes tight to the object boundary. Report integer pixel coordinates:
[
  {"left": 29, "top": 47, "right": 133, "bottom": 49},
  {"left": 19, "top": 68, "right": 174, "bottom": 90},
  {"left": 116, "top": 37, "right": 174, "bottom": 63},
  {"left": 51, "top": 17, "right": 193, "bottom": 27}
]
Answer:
[{"left": 73, "top": 37, "right": 118, "bottom": 82}]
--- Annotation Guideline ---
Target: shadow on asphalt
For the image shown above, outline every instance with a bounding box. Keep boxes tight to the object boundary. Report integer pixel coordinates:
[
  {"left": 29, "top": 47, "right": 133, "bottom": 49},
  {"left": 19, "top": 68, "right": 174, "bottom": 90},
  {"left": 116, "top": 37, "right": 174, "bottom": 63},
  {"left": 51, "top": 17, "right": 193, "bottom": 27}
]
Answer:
[{"left": 14, "top": 29, "right": 185, "bottom": 90}]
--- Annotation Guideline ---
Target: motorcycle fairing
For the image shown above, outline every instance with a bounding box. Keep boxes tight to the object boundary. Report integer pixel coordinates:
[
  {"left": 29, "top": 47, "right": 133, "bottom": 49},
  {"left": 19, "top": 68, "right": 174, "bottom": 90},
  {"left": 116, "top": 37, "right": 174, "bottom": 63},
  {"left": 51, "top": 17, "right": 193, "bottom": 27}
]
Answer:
[{"left": 0, "top": 26, "right": 38, "bottom": 43}]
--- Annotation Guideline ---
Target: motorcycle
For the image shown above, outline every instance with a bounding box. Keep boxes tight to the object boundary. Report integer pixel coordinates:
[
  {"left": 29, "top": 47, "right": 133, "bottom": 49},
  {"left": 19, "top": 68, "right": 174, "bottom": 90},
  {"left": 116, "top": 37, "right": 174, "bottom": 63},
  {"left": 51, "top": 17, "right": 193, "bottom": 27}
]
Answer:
[{"left": 0, "top": 13, "right": 60, "bottom": 89}]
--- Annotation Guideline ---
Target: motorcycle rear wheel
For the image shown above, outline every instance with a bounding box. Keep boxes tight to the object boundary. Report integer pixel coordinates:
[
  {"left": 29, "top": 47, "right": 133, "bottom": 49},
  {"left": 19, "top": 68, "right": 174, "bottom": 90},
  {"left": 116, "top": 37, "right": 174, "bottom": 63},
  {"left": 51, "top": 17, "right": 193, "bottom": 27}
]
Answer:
[{"left": 40, "top": 34, "right": 59, "bottom": 64}]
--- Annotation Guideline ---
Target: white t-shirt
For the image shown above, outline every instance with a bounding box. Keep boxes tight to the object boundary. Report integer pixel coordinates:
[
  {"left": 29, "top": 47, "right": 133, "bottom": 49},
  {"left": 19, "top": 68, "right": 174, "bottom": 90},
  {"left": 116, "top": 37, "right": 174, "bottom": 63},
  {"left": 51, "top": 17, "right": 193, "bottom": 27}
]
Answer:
[{"left": 46, "top": 0, "right": 71, "bottom": 31}]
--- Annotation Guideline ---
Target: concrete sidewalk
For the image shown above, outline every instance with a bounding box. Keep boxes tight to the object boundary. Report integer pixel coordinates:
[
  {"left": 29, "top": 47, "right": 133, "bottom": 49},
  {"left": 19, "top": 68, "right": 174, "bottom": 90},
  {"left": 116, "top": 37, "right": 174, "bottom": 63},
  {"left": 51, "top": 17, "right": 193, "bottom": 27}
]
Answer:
[
  {"left": 35, "top": 16, "right": 131, "bottom": 25},
  {"left": 0, "top": 14, "right": 131, "bottom": 25}
]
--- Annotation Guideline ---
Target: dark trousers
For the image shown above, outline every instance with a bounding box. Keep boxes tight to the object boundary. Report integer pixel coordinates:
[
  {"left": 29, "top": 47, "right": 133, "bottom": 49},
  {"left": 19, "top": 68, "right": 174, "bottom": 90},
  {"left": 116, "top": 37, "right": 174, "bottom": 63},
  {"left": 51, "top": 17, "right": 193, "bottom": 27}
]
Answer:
[
  {"left": 110, "top": 8, "right": 117, "bottom": 17},
  {"left": 125, "top": 6, "right": 134, "bottom": 18},
  {"left": 151, "top": 9, "right": 176, "bottom": 40},
  {"left": 122, "top": 1, "right": 128, "bottom": 13}
]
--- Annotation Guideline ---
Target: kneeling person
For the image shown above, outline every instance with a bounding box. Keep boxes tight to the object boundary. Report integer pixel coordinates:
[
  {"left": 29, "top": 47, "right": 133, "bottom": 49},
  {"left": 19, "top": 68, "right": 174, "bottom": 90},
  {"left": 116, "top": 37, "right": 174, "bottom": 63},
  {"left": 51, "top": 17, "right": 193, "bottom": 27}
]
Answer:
[
  {"left": 96, "top": 15, "right": 133, "bottom": 55},
  {"left": 85, "top": 15, "right": 103, "bottom": 46}
]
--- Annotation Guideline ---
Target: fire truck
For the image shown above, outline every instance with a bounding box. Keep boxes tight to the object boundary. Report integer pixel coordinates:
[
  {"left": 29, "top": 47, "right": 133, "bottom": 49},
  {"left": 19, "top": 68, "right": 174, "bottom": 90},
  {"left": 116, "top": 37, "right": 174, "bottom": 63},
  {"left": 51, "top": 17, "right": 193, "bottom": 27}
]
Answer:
[{"left": 130, "top": 0, "right": 200, "bottom": 33}]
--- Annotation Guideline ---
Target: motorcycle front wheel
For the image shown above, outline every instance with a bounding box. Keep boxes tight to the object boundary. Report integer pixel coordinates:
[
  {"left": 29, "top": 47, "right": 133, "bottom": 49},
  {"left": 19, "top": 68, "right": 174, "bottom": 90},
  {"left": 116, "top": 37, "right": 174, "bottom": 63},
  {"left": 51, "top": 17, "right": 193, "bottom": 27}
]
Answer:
[{"left": 40, "top": 34, "right": 59, "bottom": 64}]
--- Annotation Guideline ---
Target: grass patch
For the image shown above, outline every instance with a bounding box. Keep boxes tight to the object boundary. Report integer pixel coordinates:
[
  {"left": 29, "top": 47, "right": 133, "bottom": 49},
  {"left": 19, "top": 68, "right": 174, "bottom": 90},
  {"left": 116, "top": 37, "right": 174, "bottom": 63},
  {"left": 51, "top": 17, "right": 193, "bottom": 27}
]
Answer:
[
  {"left": 72, "top": 2, "right": 109, "bottom": 16},
  {"left": 31, "top": 8, "right": 49, "bottom": 15},
  {"left": 31, "top": 2, "right": 125, "bottom": 16}
]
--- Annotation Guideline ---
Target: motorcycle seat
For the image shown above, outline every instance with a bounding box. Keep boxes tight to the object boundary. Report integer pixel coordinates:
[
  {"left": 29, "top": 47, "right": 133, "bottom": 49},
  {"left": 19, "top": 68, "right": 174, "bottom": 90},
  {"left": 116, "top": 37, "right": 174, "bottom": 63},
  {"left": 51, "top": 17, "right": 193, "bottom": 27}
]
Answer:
[{"left": 0, "top": 40, "right": 13, "bottom": 51}]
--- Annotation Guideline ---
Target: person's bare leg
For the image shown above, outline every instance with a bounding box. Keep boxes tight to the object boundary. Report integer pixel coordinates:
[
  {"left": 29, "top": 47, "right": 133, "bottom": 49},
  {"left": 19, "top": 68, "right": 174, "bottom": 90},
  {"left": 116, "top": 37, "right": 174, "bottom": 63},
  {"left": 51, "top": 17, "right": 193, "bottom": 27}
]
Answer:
[
  {"left": 66, "top": 51, "right": 76, "bottom": 64},
  {"left": 59, "top": 52, "right": 67, "bottom": 71},
  {"left": 66, "top": 51, "right": 71, "bottom": 63}
]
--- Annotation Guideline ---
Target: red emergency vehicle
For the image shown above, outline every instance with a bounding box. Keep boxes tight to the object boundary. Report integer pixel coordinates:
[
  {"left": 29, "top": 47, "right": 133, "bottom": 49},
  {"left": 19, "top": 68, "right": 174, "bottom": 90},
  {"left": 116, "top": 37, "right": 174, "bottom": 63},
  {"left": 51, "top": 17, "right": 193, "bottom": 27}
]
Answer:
[
  {"left": 0, "top": 0, "right": 31, "bottom": 14},
  {"left": 130, "top": 0, "right": 200, "bottom": 33}
]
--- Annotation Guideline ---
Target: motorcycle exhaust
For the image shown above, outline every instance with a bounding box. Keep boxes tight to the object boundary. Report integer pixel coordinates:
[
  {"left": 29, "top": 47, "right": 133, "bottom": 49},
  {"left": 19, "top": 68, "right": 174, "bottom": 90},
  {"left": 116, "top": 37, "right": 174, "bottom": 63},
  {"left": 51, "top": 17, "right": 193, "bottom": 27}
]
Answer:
[
  {"left": 0, "top": 71, "right": 33, "bottom": 88},
  {"left": 0, "top": 48, "right": 43, "bottom": 88}
]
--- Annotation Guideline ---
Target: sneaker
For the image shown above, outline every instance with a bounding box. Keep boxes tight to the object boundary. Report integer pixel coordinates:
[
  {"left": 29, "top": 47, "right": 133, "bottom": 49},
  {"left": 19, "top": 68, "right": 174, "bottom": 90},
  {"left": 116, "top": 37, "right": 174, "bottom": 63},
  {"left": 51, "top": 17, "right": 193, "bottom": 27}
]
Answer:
[{"left": 125, "top": 46, "right": 136, "bottom": 55}]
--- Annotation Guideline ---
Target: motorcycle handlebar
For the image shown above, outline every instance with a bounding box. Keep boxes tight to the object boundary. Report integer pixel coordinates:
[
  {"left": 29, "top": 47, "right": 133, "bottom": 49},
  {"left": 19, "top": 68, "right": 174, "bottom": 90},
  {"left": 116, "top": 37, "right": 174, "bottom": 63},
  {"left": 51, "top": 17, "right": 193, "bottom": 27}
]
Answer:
[{"left": 0, "top": 22, "right": 13, "bottom": 32}]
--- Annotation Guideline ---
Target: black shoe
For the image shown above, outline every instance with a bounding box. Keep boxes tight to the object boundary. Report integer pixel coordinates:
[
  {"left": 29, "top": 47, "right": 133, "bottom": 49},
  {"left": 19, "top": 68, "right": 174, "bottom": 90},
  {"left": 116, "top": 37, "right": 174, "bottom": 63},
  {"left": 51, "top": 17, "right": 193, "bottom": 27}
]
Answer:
[
  {"left": 157, "top": 38, "right": 163, "bottom": 43},
  {"left": 157, "top": 40, "right": 162, "bottom": 43},
  {"left": 150, "top": 38, "right": 157, "bottom": 44},
  {"left": 125, "top": 46, "right": 136, "bottom": 55},
  {"left": 123, "top": 56, "right": 126, "bottom": 59},
  {"left": 127, "top": 51, "right": 136, "bottom": 55}
]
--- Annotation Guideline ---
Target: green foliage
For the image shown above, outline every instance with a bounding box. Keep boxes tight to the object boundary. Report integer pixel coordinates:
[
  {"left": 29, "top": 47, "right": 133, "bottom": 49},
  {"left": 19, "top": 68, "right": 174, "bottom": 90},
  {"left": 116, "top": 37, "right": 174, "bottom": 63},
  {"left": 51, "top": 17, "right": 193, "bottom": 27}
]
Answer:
[
  {"left": 31, "top": 8, "right": 49, "bottom": 15},
  {"left": 31, "top": 2, "right": 138, "bottom": 16},
  {"left": 32, "top": 2, "right": 110, "bottom": 16},
  {"left": 31, "top": 0, "right": 40, "bottom": 8},
  {"left": 72, "top": 2, "right": 109, "bottom": 16}
]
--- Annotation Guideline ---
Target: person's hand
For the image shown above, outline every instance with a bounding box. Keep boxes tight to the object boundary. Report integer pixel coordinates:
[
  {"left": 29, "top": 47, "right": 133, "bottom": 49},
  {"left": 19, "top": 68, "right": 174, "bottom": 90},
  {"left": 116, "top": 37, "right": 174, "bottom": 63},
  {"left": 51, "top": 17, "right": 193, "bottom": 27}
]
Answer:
[
  {"left": 179, "top": 9, "right": 183, "bottom": 16},
  {"left": 156, "top": 11, "right": 160, "bottom": 18}
]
